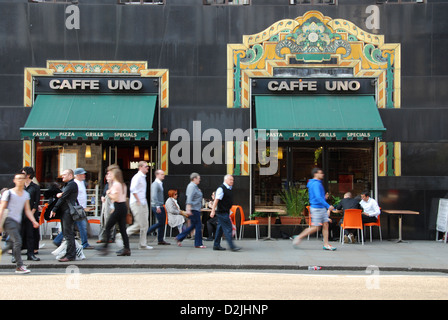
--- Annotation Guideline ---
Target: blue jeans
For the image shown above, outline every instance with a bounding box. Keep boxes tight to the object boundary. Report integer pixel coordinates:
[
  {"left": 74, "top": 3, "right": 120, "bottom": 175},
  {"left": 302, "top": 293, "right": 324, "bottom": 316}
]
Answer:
[
  {"left": 214, "top": 212, "right": 236, "bottom": 250},
  {"left": 148, "top": 206, "right": 166, "bottom": 243},
  {"left": 176, "top": 210, "right": 203, "bottom": 247},
  {"left": 53, "top": 218, "right": 90, "bottom": 249}
]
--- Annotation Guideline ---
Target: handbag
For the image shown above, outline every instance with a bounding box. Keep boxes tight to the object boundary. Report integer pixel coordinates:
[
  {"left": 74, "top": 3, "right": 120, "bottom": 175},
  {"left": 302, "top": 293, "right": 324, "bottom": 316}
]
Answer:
[{"left": 67, "top": 201, "right": 87, "bottom": 222}]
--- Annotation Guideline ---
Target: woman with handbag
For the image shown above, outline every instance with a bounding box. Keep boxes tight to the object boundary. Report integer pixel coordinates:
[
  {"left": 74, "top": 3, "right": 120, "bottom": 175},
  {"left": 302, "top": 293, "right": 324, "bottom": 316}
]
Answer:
[
  {"left": 97, "top": 167, "right": 131, "bottom": 256},
  {"left": 165, "top": 189, "right": 188, "bottom": 234}
]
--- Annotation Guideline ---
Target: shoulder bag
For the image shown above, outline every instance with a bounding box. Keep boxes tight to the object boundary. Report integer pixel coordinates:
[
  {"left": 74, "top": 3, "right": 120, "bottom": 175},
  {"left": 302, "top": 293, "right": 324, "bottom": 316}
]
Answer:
[{"left": 67, "top": 200, "right": 87, "bottom": 222}]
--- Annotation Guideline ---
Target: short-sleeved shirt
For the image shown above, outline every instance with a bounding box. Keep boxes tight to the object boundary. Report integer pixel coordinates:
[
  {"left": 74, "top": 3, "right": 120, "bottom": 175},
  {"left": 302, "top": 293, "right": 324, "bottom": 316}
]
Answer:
[
  {"left": 1, "top": 189, "right": 30, "bottom": 224},
  {"left": 186, "top": 182, "right": 203, "bottom": 211}
]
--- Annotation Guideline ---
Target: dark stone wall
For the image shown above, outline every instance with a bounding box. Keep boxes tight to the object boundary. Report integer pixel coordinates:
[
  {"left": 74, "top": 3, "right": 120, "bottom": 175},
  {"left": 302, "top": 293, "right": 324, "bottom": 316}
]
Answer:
[{"left": 0, "top": 0, "right": 447, "bottom": 239}]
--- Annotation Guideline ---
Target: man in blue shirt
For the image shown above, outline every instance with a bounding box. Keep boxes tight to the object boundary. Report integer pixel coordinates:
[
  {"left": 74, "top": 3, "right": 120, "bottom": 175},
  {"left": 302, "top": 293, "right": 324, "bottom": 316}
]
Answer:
[{"left": 292, "top": 167, "right": 336, "bottom": 251}]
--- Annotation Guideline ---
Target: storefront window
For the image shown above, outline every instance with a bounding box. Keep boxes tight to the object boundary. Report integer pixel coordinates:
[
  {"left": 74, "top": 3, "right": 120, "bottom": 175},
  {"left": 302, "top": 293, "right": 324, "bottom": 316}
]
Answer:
[
  {"left": 254, "top": 143, "right": 374, "bottom": 207},
  {"left": 327, "top": 147, "right": 373, "bottom": 198},
  {"left": 35, "top": 142, "right": 102, "bottom": 189}
]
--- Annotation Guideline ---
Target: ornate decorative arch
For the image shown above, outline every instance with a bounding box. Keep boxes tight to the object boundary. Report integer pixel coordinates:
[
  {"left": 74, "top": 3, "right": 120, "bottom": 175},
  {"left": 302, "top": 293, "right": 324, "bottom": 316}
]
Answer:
[
  {"left": 227, "top": 10, "right": 400, "bottom": 110},
  {"left": 227, "top": 11, "right": 401, "bottom": 177}
]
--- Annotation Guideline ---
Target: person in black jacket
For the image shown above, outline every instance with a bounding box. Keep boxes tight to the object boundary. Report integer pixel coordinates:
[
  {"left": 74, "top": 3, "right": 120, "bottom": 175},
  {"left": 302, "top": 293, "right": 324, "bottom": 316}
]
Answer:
[
  {"left": 21, "top": 167, "right": 41, "bottom": 261},
  {"left": 210, "top": 175, "right": 241, "bottom": 252},
  {"left": 335, "top": 192, "right": 361, "bottom": 243},
  {"left": 50, "top": 169, "right": 78, "bottom": 262}
]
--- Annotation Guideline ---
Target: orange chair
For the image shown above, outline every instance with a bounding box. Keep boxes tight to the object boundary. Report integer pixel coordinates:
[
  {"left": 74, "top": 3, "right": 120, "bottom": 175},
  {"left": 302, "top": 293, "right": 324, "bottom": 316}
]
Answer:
[
  {"left": 231, "top": 205, "right": 259, "bottom": 240},
  {"left": 87, "top": 218, "right": 101, "bottom": 225},
  {"left": 162, "top": 205, "right": 174, "bottom": 239},
  {"left": 39, "top": 203, "right": 61, "bottom": 240},
  {"left": 305, "top": 206, "right": 319, "bottom": 240},
  {"left": 339, "top": 209, "right": 364, "bottom": 245},
  {"left": 363, "top": 215, "right": 382, "bottom": 242}
]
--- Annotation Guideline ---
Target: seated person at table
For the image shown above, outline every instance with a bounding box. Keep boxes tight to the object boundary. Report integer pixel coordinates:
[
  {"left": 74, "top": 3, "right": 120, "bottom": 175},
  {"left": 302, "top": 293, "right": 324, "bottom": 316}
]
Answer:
[
  {"left": 335, "top": 192, "right": 361, "bottom": 243},
  {"left": 165, "top": 189, "right": 188, "bottom": 234},
  {"left": 359, "top": 191, "right": 381, "bottom": 224}
]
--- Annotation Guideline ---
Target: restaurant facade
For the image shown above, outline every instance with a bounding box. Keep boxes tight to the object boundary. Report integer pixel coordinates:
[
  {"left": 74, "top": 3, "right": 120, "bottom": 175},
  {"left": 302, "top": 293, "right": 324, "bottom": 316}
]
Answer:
[{"left": 1, "top": 0, "right": 447, "bottom": 240}]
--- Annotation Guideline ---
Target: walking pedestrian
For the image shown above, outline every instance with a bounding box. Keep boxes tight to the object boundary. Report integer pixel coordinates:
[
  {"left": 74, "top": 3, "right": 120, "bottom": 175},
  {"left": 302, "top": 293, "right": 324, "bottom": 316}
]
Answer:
[
  {"left": 147, "top": 169, "right": 170, "bottom": 245},
  {"left": 97, "top": 164, "right": 119, "bottom": 244},
  {"left": 292, "top": 168, "right": 336, "bottom": 251},
  {"left": 175, "top": 173, "right": 206, "bottom": 248},
  {"left": 210, "top": 175, "right": 241, "bottom": 252},
  {"left": 21, "top": 166, "right": 41, "bottom": 261},
  {"left": 0, "top": 173, "right": 40, "bottom": 273},
  {"left": 97, "top": 167, "right": 131, "bottom": 256},
  {"left": 50, "top": 169, "right": 79, "bottom": 262},
  {"left": 73, "top": 168, "right": 94, "bottom": 250},
  {"left": 125, "top": 161, "right": 152, "bottom": 250}
]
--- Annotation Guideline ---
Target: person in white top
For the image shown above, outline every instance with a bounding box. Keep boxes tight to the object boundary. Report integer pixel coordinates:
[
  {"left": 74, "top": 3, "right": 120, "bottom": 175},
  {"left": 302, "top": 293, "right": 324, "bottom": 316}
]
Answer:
[
  {"left": 0, "top": 173, "right": 39, "bottom": 274},
  {"left": 125, "top": 161, "right": 152, "bottom": 250},
  {"left": 74, "top": 168, "right": 93, "bottom": 249},
  {"left": 359, "top": 191, "right": 381, "bottom": 223}
]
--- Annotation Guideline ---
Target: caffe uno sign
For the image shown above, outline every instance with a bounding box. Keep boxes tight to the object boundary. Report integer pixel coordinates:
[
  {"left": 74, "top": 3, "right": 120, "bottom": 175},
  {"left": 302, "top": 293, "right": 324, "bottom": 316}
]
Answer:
[
  {"left": 34, "top": 76, "right": 158, "bottom": 94},
  {"left": 253, "top": 78, "right": 375, "bottom": 95}
]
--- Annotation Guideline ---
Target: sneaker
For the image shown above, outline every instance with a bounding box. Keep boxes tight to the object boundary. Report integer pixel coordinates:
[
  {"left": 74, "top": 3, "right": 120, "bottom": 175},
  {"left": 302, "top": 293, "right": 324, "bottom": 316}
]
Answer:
[
  {"left": 15, "top": 266, "right": 31, "bottom": 274},
  {"left": 292, "top": 235, "right": 302, "bottom": 246},
  {"left": 139, "top": 245, "right": 153, "bottom": 250}
]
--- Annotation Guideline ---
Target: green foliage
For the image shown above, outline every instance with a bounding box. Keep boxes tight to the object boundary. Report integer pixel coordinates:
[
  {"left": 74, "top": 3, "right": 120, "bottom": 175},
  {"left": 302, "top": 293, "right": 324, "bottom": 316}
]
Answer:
[{"left": 278, "top": 186, "right": 309, "bottom": 217}]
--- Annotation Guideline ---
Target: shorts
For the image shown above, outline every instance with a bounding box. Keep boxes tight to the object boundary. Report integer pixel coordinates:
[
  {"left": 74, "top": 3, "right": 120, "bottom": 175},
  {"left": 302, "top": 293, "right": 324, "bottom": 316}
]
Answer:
[{"left": 310, "top": 207, "right": 330, "bottom": 226}]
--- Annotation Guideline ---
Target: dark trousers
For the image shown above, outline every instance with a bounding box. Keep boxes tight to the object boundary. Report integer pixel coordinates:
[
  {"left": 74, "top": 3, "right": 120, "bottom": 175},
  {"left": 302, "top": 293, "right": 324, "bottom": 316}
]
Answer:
[
  {"left": 61, "top": 209, "right": 76, "bottom": 260},
  {"left": 148, "top": 206, "right": 166, "bottom": 242},
  {"left": 176, "top": 210, "right": 203, "bottom": 247},
  {"left": 104, "top": 202, "right": 130, "bottom": 249},
  {"left": 3, "top": 218, "right": 24, "bottom": 267},
  {"left": 21, "top": 211, "right": 40, "bottom": 255},
  {"left": 213, "top": 212, "right": 236, "bottom": 250}
]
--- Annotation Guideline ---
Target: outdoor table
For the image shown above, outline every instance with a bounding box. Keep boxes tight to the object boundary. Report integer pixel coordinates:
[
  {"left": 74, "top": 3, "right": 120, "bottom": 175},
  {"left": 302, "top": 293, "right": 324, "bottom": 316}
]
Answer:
[
  {"left": 254, "top": 207, "right": 286, "bottom": 241},
  {"left": 382, "top": 210, "right": 419, "bottom": 243}
]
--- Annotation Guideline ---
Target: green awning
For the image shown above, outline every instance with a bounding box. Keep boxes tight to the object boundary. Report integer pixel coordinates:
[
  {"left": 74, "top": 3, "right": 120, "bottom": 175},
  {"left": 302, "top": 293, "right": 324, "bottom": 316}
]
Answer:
[
  {"left": 254, "top": 95, "right": 385, "bottom": 140},
  {"left": 21, "top": 94, "right": 157, "bottom": 140}
]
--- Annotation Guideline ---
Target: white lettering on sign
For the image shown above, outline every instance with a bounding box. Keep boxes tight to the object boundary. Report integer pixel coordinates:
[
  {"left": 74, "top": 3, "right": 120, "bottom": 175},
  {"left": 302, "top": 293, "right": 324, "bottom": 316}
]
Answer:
[
  {"left": 319, "top": 132, "right": 336, "bottom": 138},
  {"left": 267, "top": 80, "right": 362, "bottom": 92},
  {"left": 292, "top": 132, "right": 309, "bottom": 138},
  {"left": 114, "top": 132, "right": 138, "bottom": 138},
  {"left": 267, "top": 80, "right": 318, "bottom": 92},
  {"left": 325, "top": 80, "right": 361, "bottom": 91},
  {"left": 32, "top": 132, "right": 49, "bottom": 137},
  {"left": 347, "top": 132, "right": 371, "bottom": 138},
  {"left": 107, "top": 80, "right": 143, "bottom": 91},
  {"left": 49, "top": 79, "right": 100, "bottom": 90},
  {"left": 59, "top": 132, "right": 75, "bottom": 137},
  {"left": 85, "top": 132, "right": 104, "bottom": 137},
  {"left": 47, "top": 79, "right": 143, "bottom": 91},
  {"left": 266, "top": 132, "right": 283, "bottom": 138}
]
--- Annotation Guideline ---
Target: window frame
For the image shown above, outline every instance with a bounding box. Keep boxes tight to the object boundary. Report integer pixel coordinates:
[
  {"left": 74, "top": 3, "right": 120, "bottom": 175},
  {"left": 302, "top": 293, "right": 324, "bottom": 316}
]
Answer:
[
  {"left": 203, "top": 0, "right": 251, "bottom": 5},
  {"left": 117, "top": 0, "right": 166, "bottom": 4}
]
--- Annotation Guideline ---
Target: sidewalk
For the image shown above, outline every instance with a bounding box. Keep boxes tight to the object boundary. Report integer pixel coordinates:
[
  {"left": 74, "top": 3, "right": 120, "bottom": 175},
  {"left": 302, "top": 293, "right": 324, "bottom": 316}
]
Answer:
[{"left": 1, "top": 236, "right": 448, "bottom": 273}]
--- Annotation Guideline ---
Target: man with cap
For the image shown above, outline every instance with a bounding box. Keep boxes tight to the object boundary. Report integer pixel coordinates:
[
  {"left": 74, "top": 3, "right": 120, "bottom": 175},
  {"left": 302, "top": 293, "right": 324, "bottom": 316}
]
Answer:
[
  {"left": 53, "top": 168, "right": 94, "bottom": 249},
  {"left": 73, "top": 168, "right": 94, "bottom": 249}
]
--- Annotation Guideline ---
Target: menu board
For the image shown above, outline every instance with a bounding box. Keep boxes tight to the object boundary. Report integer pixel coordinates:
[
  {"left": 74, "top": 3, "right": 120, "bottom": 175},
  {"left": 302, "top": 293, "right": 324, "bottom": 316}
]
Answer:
[{"left": 436, "top": 199, "right": 448, "bottom": 233}]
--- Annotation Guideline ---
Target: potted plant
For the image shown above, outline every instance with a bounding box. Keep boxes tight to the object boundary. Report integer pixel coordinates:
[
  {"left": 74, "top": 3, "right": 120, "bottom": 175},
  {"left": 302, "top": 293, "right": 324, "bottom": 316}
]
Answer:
[{"left": 278, "top": 186, "right": 308, "bottom": 225}]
